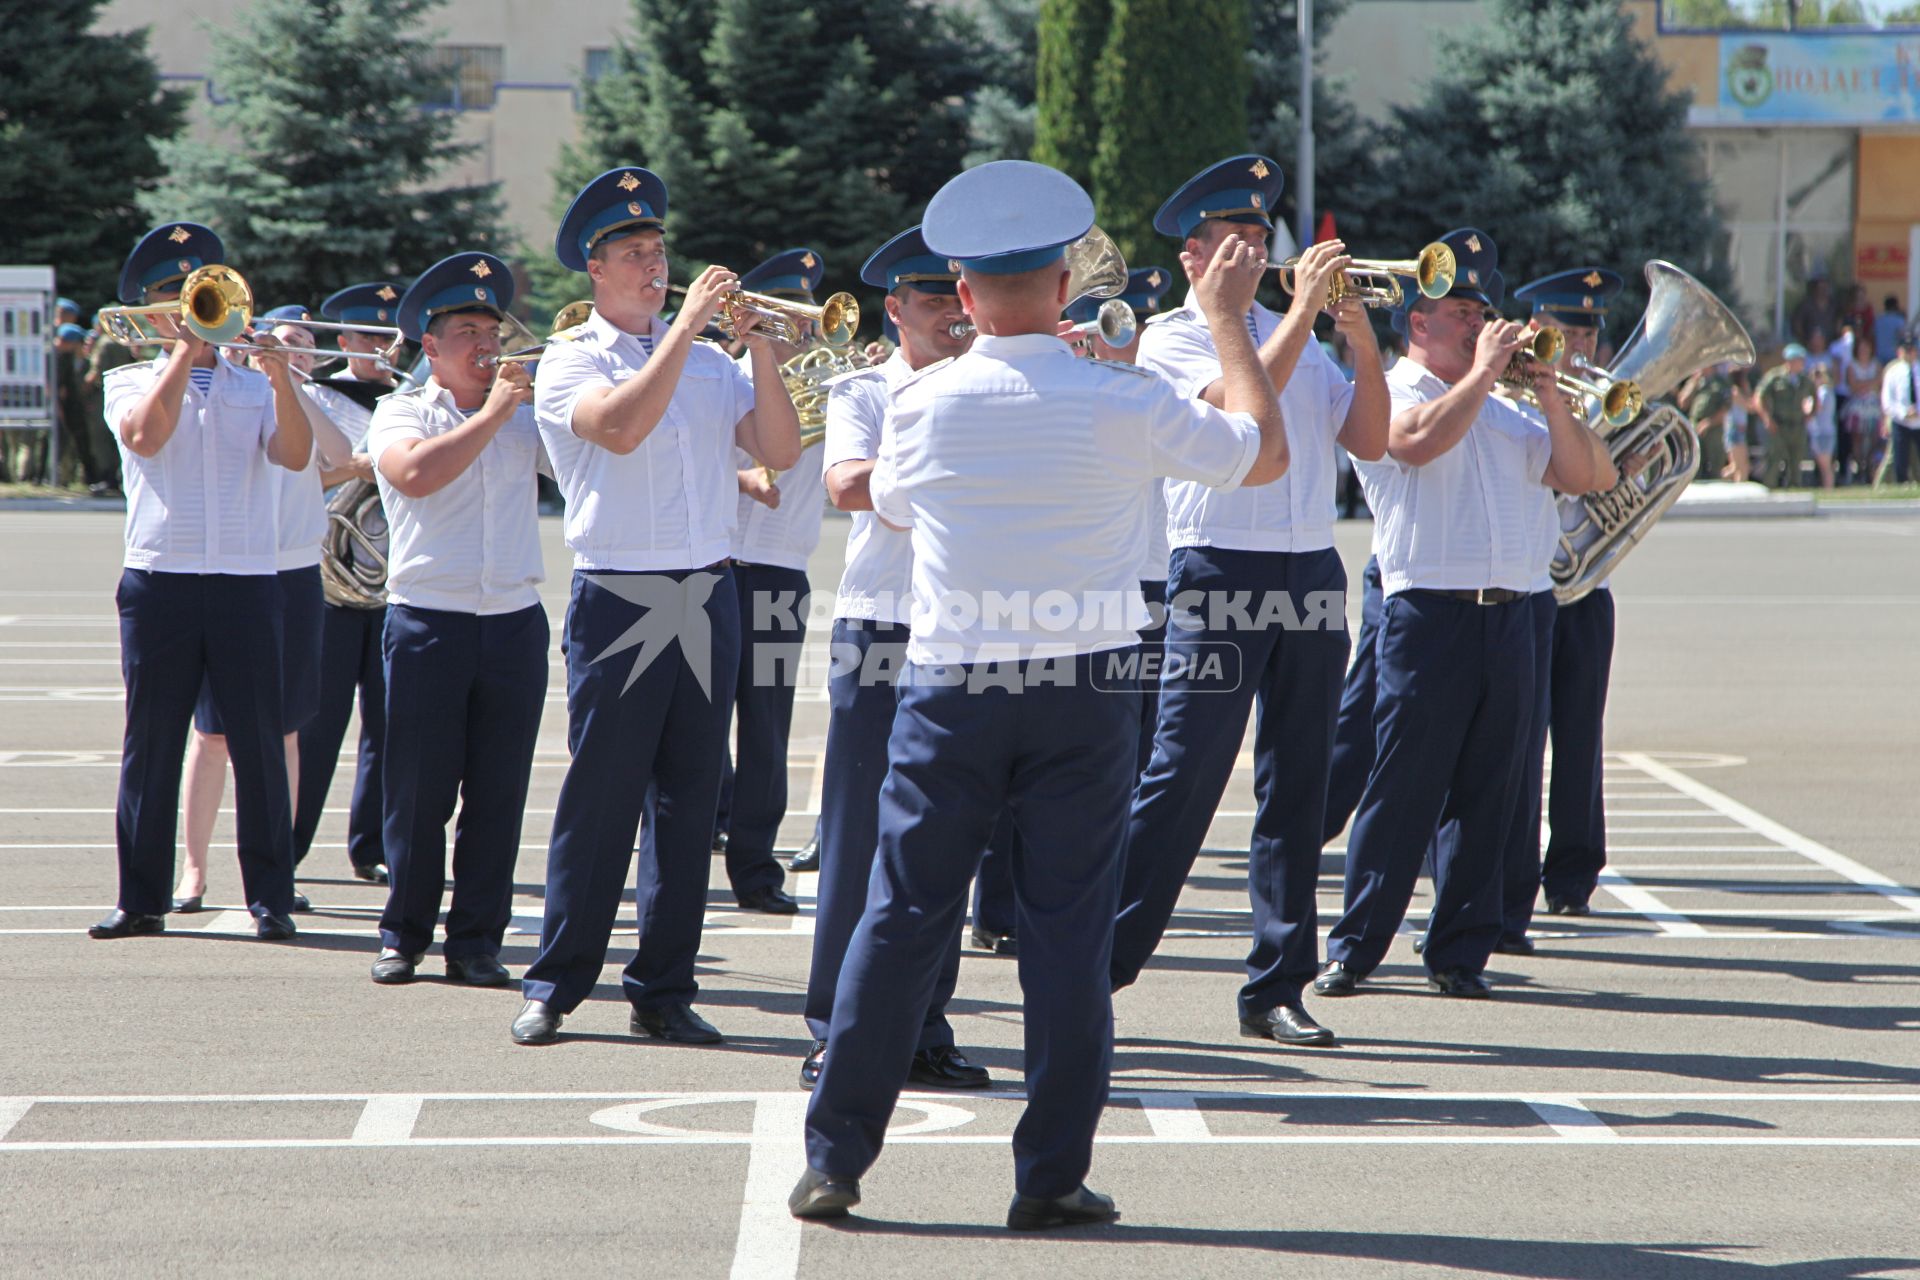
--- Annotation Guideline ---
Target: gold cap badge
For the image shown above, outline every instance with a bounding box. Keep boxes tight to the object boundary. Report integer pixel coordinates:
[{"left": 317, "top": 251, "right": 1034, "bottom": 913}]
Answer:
[
  {"left": 1465, "top": 235, "right": 1482, "bottom": 254},
  {"left": 627, "top": 202, "right": 643, "bottom": 216},
  {"left": 168, "top": 226, "right": 191, "bottom": 244},
  {"left": 470, "top": 260, "right": 492, "bottom": 279},
  {"left": 1250, "top": 159, "right": 1270, "bottom": 180},
  {"left": 617, "top": 172, "right": 640, "bottom": 192},
  {"left": 1582, "top": 271, "right": 1605, "bottom": 288},
  {"left": 377, "top": 285, "right": 397, "bottom": 301},
  {"left": 801, "top": 252, "right": 817, "bottom": 270}
]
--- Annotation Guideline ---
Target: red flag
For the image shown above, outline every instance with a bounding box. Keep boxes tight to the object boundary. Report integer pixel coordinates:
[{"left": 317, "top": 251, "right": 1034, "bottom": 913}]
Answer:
[{"left": 1315, "top": 211, "right": 1338, "bottom": 244}]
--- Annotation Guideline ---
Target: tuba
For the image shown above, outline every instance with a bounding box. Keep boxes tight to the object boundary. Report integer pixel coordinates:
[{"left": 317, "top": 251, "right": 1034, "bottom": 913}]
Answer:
[
  {"left": 319, "top": 476, "right": 390, "bottom": 609},
  {"left": 1551, "top": 261, "right": 1755, "bottom": 603}
]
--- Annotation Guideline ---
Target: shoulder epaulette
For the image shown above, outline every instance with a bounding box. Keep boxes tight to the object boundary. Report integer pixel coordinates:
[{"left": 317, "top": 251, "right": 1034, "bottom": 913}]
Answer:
[
  {"left": 1144, "top": 307, "right": 1196, "bottom": 327},
  {"left": 1087, "top": 357, "right": 1157, "bottom": 379},
  {"left": 897, "top": 356, "right": 956, "bottom": 390}
]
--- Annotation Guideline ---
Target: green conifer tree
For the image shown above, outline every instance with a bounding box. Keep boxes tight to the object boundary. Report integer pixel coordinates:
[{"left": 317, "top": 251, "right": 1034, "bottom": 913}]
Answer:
[
  {"left": 0, "top": 0, "right": 186, "bottom": 309},
  {"left": 1031, "top": 0, "right": 1109, "bottom": 185},
  {"left": 140, "top": 0, "right": 506, "bottom": 310}
]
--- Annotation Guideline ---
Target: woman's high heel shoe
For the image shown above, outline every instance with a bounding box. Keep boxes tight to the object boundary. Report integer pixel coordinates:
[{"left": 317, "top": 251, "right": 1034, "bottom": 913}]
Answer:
[{"left": 170, "top": 894, "right": 204, "bottom": 914}]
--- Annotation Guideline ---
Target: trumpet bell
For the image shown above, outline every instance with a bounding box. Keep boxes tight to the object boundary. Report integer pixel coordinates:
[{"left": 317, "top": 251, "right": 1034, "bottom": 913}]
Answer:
[
  {"left": 1277, "top": 241, "right": 1456, "bottom": 310},
  {"left": 97, "top": 264, "right": 254, "bottom": 347}
]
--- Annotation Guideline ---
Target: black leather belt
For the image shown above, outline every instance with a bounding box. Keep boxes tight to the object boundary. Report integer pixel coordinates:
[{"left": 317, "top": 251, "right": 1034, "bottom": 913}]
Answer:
[{"left": 1423, "top": 587, "right": 1527, "bottom": 606}]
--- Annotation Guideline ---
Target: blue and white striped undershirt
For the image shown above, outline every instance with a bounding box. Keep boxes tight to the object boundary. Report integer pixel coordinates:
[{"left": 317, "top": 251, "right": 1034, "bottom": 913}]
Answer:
[{"left": 188, "top": 367, "right": 215, "bottom": 395}]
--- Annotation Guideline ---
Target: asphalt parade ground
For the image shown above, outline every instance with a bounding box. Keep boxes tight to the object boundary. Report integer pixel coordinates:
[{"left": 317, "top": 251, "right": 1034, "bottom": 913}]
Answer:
[{"left": 2, "top": 509, "right": 1918, "bottom": 1279}]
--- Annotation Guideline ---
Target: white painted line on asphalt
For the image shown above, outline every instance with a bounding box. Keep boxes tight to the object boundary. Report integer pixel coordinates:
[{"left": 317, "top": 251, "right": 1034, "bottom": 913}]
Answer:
[
  {"left": 1621, "top": 751, "right": 1920, "bottom": 918},
  {"left": 1600, "top": 826, "right": 1750, "bottom": 834},
  {"left": 1137, "top": 1092, "right": 1212, "bottom": 1141},
  {"left": 198, "top": 910, "right": 258, "bottom": 934},
  {"left": 0, "top": 1098, "right": 32, "bottom": 1140},
  {"left": 728, "top": 1093, "right": 808, "bottom": 1280},
  {"left": 350, "top": 1096, "right": 423, "bottom": 1143},
  {"left": 1596, "top": 872, "right": 1709, "bottom": 936},
  {"left": 1522, "top": 1097, "right": 1621, "bottom": 1142}
]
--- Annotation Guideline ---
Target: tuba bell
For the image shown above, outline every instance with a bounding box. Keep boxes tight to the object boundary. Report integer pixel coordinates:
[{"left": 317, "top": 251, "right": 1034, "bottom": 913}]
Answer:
[{"left": 1550, "top": 261, "right": 1755, "bottom": 604}]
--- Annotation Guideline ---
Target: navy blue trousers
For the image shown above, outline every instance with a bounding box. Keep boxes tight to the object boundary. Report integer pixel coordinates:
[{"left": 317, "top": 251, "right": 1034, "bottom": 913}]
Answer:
[
  {"left": 714, "top": 562, "right": 807, "bottom": 897},
  {"left": 1111, "top": 547, "right": 1349, "bottom": 1015},
  {"left": 377, "top": 603, "right": 547, "bottom": 958},
  {"left": 193, "top": 565, "right": 323, "bottom": 736},
  {"left": 1323, "top": 555, "right": 1383, "bottom": 844},
  {"left": 806, "top": 619, "right": 961, "bottom": 1049},
  {"left": 1497, "top": 591, "right": 1558, "bottom": 940},
  {"left": 113, "top": 569, "right": 294, "bottom": 918},
  {"left": 1543, "top": 588, "right": 1615, "bottom": 906},
  {"left": 806, "top": 655, "right": 1139, "bottom": 1199},
  {"left": 522, "top": 567, "right": 740, "bottom": 1013},
  {"left": 1326, "top": 591, "right": 1532, "bottom": 977},
  {"left": 975, "top": 815, "right": 1019, "bottom": 937},
  {"left": 295, "top": 602, "right": 387, "bottom": 871}
]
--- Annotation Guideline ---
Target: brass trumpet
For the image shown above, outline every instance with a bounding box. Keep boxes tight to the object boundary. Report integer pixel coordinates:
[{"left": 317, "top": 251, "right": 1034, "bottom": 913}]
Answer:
[
  {"left": 653, "top": 279, "right": 860, "bottom": 348},
  {"left": 479, "top": 302, "right": 596, "bottom": 371},
  {"left": 1276, "top": 241, "right": 1457, "bottom": 310},
  {"left": 1502, "top": 325, "right": 1645, "bottom": 428},
  {"left": 96, "top": 264, "right": 254, "bottom": 347}
]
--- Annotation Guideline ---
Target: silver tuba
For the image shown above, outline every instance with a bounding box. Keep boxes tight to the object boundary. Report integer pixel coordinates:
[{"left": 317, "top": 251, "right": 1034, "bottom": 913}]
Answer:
[
  {"left": 1550, "top": 261, "right": 1754, "bottom": 604},
  {"left": 319, "top": 478, "right": 390, "bottom": 609}
]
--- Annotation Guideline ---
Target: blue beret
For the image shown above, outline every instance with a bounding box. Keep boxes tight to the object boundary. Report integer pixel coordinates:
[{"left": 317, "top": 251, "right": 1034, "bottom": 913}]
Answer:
[
  {"left": 923, "top": 160, "right": 1094, "bottom": 275},
  {"left": 395, "top": 252, "right": 514, "bottom": 342},
  {"left": 740, "top": 248, "right": 825, "bottom": 298},
  {"left": 860, "top": 226, "right": 958, "bottom": 295},
  {"left": 321, "top": 281, "right": 403, "bottom": 328},
  {"left": 555, "top": 166, "right": 668, "bottom": 272},
  {"left": 56, "top": 297, "right": 79, "bottom": 314},
  {"left": 1511, "top": 267, "right": 1624, "bottom": 331},
  {"left": 1066, "top": 265, "right": 1175, "bottom": 325},
  {"left": 1153, "top": 155, "right": 1284, "bottom": 239},
  {"left": 56, "top": 323, "right": 86, "bottom": 342},
  {"left": 118, "top": 222, "right": 224, "bottom": 304}
]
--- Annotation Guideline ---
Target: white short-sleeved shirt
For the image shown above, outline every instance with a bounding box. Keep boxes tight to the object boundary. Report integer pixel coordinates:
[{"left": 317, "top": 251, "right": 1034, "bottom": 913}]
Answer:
[
  {"left": 535, "top": 311, "right": 757, "bottom": 571},
  {"left": 1139, "top": 479, "right": 1171, "bottom": 583},
  {"left": 732, "top": 441, "right": 827, "bottom": 569},
  {"left": 1369, "top": 357, "right": 1555, "bottom": 597},
  {"left": 302, "top": 380, "right": 380, "bottom": 452},
  {"left": 870, "top": 333, "right": 1262, "bottom": 664},
  {"left": 275, "top": 449, "right": 325, "bottom": 571},
  {"left": 105, "top": 354, "right": 283, "bottom": 575},
  {"left": 1500, "top": 395, "right": 1561, "bottom": 594},
  {"left": 366, "top": 378, "right": 546, "bottom": 615},
  {"left": 824, "top": 351, "right": 915, "bottom": 624},
  {"left": 1141, "top": 292, "right": 1356, "bottom": 554}
]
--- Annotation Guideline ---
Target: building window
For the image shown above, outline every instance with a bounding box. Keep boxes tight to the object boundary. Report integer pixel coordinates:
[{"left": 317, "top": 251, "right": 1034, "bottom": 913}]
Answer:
[
  {"left": 1660, "top": 0, "right": 1920, "bottom": 32},
  {"left": 421, "top": 44, "right": 503, "bottom": 111},
  {"left": 585, "top": 47, "right": 614, "bottom": 82}
]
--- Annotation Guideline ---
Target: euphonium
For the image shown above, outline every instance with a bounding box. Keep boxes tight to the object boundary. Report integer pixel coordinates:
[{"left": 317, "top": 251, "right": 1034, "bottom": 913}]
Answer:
[
  {"left": 319, "top": 477, "right": 389, "bottom": 609},
  {"left": 1550, "top": 261, "right": 1755, "bottom": 604},
  {"left": 1276, "top": 241, "right": 1456, "bottom": 310}
]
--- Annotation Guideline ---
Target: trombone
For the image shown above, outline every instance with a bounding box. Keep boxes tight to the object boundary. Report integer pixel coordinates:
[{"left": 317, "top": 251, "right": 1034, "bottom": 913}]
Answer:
[
  {"left": 651, "top": 279, "right": 860, "bottom": 348},
  {"left": 1275, "top": 241, "right": 1458, "bottom": 310},
  {"left": 1501, "top": 325, "right": 1646, "bottom": 428},
  {"left": 96, "top": 264, "right": 254, "bottom": 347}
]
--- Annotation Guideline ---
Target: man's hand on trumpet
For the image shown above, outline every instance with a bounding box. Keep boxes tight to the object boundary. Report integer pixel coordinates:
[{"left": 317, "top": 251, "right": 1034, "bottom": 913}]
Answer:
[
  {"left": 485, "top": 359, "right": 533, "bottom": 413},
  {"left": 1286, "top": 239, "right": 1352, "bottom": 316}
]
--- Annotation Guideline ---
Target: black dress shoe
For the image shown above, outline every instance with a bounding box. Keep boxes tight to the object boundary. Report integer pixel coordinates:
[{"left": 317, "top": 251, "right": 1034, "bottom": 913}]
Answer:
[
  {"left": 291, "top": 892, "right": 312, "bottom": 914},
  {"left": 446, "top": 954, "right": 511, "bottom": 987},
  {"left": 1006, "top": 1184, "right": 1118, "bottom": 1232},
  {"left": 736, "top": 884, "right": 799, "bottom": 915},
  {"left": 971, "top": 925, "right": 1017, "bottom": 955},
  {"left": 88, "top": 909, "right": 164, "bottom": 939},
  {"left": 1544, "top": 896, "right": 1590, "bottom": 917},
  {"left": 170, "top": 895, "right": 203, "bottom": 914},
  {"left": 1495, "top": 934, "right": 1536, "bottom": 956},
  {"left": 511, "top": 999, "right": 563, "bottom": 1045},
  {"left": 630, "top": 1002, "right": 724, "bottom": 1044},
  {"left": 1240, "top": 1002, "right": 1336, "bottom": 1046},
  {"left": 370, "top": 949, "right": 421, "bottom": 984},
  {"left": 800, "top": 1040, "right": 827, "bottom": 1090},
  {"left": 1428, "top": 968, "right": 1493, "bottom": 998},
  {"left": 789, "top": 1167, "right": 860, "bottom": 1219},
  {"left": 908, "top": 1044, "right": 991, "bottom": 1089},
  {"left": 1312, "top": 960, "right": 1362, "bottom": 996},
  {"left": 788, "top": 837, "right": 820, "bottom": 874},
  {"left": 255, "top": 913, "right": 297, "bottom": 941},
  {"left": 352, "top": 863, "right": 390, "bottom": 885}
]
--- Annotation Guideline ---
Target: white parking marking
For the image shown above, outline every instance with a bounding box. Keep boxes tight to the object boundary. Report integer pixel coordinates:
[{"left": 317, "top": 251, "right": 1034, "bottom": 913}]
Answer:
[
  {"left": 1596, "top": 872, "right": 1709, "bottom": 936},
  {"left": 0, "top": 1098, "right": 31, "bottom": 1140},
  {"left": 1522, "top": 1096, "right": 1621, "bottom": 1142},
  {"left": 729, "top": 1094, "right": 809, "bottom": 1280},
  {"left": 351, "top": 1096, "right": 423, "bottom": 1143}
]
